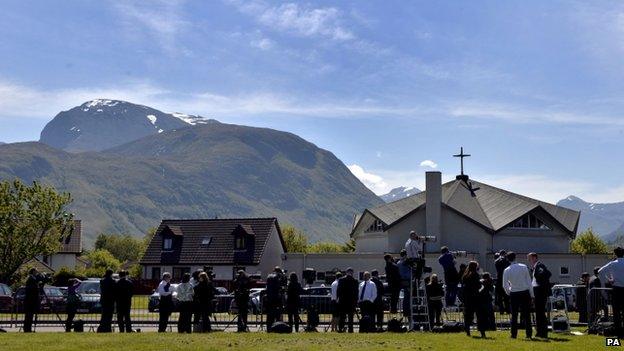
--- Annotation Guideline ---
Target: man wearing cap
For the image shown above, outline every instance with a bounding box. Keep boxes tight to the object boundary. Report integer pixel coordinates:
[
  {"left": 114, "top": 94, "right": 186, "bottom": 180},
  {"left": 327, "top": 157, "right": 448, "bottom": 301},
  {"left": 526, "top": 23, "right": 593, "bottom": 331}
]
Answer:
[{"left": 337, "top": 268, "right": 358, "bottom": 333}]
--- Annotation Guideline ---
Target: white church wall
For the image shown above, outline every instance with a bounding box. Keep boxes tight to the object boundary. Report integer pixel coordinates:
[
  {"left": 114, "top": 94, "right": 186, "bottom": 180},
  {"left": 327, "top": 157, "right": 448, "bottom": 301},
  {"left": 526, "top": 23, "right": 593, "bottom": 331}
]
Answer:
[
  {"left": 439, "top": 207, "right": 491, "bottom": 256},
  {"left": 386, "top": 208, "right": 427, "bottom": 252}
]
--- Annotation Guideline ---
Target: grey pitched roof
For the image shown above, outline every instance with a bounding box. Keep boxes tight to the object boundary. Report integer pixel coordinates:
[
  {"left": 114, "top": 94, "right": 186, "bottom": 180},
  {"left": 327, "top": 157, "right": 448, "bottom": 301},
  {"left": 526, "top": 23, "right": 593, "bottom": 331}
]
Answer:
[
  {"left": 363, "top": 178, "right": 579, "bottom": 235},
  {"left": 59, "top": 220, "right": 82, "bottom": 254},
  {"left": 140, "top": 218, "right": 285, "bottom": 266}
]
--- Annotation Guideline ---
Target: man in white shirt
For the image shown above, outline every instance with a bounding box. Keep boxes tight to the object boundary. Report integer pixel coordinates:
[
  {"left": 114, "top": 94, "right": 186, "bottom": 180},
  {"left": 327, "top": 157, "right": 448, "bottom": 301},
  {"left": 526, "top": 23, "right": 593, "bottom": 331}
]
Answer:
[
  {"left": 330, "top": 272, "right": 343, "bottom": 332},
  {"left": 405, "top": 231, "right": 424, "bottom": 259},
  {"left": 358, "top": 272, "right": 377, "bottom": 325},
  {"left": 599, "top": 247, "right": 624, "bottom": 337},
  {"left": 502, "top": 252, "right": 533, "bottom": 339},
  {"left": 157, "top": 272, "right": 173, "bottom": 332}
]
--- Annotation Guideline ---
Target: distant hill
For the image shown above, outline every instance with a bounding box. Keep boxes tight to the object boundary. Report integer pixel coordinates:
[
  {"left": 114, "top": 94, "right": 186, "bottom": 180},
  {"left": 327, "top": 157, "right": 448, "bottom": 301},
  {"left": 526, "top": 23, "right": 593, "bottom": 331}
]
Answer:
[
  {"left": 380, "top": 186, "right": 421, "bottom": 202},
  {"left": 39, "top": 99, "right": 208, "bottom": 152},
  {"left": 1, "top": 121, "right": 383, "bottom": 246},
  {"left": 557, "top": 195, "right": 624, "bottom": 242}
]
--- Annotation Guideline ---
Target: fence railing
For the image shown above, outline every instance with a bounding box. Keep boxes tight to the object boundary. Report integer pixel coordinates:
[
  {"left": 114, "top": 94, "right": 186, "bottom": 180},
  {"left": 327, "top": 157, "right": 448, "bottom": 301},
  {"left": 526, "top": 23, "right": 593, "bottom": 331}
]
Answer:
[{"left": 0, "top": 286, "right": 613, "bottom": 331}]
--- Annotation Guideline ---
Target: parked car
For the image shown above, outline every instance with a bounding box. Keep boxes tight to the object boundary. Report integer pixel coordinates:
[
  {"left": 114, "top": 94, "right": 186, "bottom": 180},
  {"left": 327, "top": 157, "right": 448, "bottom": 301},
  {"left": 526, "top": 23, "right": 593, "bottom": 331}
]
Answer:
[
  {"left": 148, "top": 284, "right": 232, "bottom": 313},
  {"left": 75, "top": 280, "right": 102, "bottom": 313},
  {"left": 13, "top": 285, "right": 67, "bottom": 313},
  {"left": 249, "top": 288, "right": 265, "bottom": 314},
  {"left": 0, "top": 283, "right": 14, "bottom": 313}
]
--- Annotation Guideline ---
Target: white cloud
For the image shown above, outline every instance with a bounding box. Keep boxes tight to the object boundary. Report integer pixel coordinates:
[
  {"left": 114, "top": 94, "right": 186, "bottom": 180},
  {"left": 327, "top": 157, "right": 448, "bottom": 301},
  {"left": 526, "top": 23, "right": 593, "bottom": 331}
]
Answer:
[
  {"left": 250, "top": 37, "right": 274, "bottom": 50},
  {"left": 347, "top": 164, "right": 389, "bottom": 194},
  {"left": 113, "top": 0, "right": 190, "bottom": 55},
  {"left": 419, "top": 160, "right": 438, "bottom": 169},
  {"left": 230, "top": 1, "right": 354, "bottom": 41}
]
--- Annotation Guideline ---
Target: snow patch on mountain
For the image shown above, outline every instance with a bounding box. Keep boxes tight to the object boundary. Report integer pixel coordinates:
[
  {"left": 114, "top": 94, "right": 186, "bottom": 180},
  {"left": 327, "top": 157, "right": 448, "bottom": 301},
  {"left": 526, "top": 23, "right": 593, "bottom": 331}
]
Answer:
[
  {"left": 171, "top": 112, "right": 208, "bottom": 125},
  {"left": 380, "top": 186, "right": 421, "bottom": 202},
  {"left": 147, "top": 115, "right": 157, "bottom": 125}
]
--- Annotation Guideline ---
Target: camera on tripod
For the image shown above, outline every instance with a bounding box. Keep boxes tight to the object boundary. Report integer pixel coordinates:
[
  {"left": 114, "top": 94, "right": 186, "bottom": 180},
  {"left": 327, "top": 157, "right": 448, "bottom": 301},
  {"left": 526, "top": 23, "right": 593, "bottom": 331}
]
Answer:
[
  {"left": 416, "top": 235, "right": 437, "bottom": 242},
  {"left": 36, "top": 272, "right": 52, "bottom": 285},
  {"left": 450, "top": 250, "right": 467, "bottom": 258}
]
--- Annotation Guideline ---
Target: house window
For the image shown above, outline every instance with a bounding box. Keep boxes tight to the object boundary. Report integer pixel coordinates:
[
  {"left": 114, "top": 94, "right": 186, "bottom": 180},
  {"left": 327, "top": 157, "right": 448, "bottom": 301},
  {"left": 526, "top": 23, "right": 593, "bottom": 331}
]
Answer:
[
  {"left": 151, "top": 267, "right": 161, "bottom": 280},
  {"left": 163, "top": 238, "right": 173, "bottom": 250},
  {"left": 235, "top": 236, "right": 246, "bottom": 250},
  {"left": 365, "top": 219, "right": 384, "bottom": 233},
  {"left": 509, "top": 213, "right": 550, "bottom": 230},
  {"left": 559, "top": 266, "right": 569, "bottom": 277},
  {"left": 42, "top": 255, "right": 49, "bottom": 264},
  {"left": 201, "top": 237, "right": 212, "bottom": 246},
  {"left": 172, "top": 267, "right": 191, "bottom": 281}
]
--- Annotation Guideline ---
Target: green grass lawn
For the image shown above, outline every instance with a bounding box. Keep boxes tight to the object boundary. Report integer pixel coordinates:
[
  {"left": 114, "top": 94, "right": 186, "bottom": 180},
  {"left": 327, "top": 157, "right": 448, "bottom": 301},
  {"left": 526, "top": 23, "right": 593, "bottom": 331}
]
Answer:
[{"left": 0, "top": 331, "right": 611, "bottom": 351}]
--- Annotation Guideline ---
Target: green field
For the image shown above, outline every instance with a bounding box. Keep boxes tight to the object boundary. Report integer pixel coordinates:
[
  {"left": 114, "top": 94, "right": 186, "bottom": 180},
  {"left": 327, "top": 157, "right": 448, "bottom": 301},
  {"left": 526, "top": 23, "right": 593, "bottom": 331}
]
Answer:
[{"left": 0, "top": 331, "right": 611, "bottom": 351}]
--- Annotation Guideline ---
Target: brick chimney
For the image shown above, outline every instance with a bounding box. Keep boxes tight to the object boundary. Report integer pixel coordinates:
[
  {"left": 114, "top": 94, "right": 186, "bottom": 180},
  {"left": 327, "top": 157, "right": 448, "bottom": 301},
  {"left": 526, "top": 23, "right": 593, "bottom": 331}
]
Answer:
[{"left": 426, "top": 171, "right": 442, "bottom": 243}]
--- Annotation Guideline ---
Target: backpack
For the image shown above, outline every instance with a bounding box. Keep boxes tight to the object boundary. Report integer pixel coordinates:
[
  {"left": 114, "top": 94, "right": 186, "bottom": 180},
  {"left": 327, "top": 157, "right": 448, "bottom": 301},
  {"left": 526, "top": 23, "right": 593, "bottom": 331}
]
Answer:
[
  {"left": 359, "top": 315, "right": 375, "bottom": 333},
  {"left": 269, "top": 321, "right": 292, "bottom": 333},
  {"left": 387, "top": 318, "right": 406, "bottom": 333}
]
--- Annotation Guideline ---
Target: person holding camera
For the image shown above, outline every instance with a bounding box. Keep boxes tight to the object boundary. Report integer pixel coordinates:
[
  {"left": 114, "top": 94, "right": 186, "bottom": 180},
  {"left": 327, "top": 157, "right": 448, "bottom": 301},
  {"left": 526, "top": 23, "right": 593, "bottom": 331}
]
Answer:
[
  {"left": 115, "top": 270, "right": 133, "bottom": 333},
  {"left": 265, "top": 266, "right": 285, "bottom": 331},
  {"left": 65, "top": 278, "right": 81, "bottom": 332},
  {"left": 23, "top": 268, "right": 41, "bottom": 333},
  {"left": 438, "top": 247, "right": 460, "bottom": 307},
  {"left": 98, "top": 269, "right": 116, "bottom": 333},
  {"left": 384, "top": 254, "right": 401, "bottom": 314},
  {"left": 286, "top": 272, "right": 304, "bottom": 332},
  {"left": 495, "top": 250, "right": 511, "bottom": 314},
  {"left": 233, "top": 270, "right": 251, "bottom": 332}
]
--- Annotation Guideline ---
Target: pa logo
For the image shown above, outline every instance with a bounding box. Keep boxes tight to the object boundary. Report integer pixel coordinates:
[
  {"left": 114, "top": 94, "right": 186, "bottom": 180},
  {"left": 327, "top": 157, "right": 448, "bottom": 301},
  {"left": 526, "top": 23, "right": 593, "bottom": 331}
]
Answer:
[{"left": 606, "top": 337, "right": 621, "bottom": 347}]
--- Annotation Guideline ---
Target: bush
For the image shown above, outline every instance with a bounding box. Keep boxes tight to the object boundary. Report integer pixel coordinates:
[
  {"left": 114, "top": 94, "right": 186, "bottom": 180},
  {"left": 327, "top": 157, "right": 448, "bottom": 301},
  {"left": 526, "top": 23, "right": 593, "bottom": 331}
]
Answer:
[
  {"left": 83, "top": 249, "right": 121, "bottom": 277},
  {"left": 52, "top": 267, "right": 86, "bottom": 286}
]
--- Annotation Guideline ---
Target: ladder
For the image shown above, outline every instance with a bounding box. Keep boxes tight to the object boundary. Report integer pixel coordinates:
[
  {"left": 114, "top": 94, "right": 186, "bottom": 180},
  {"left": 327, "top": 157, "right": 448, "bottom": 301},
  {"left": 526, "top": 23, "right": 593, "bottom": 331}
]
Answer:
[{"left": 410, "top": 270, "right": 430, "bottom": 331}]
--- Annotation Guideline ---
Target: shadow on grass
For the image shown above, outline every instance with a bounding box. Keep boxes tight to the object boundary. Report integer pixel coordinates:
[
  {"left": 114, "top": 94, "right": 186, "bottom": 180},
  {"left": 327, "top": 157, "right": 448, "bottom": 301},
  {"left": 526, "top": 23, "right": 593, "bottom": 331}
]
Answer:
[{"left": 522, "top": 336, "right": 570, "bottom": 343}]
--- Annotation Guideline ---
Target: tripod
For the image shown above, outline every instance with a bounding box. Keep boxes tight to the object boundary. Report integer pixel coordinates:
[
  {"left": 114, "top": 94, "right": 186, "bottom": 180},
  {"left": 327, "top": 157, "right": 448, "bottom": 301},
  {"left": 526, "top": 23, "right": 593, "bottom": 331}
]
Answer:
[{"left": 32, "top": 286, "right": 64, "bottom": 332}]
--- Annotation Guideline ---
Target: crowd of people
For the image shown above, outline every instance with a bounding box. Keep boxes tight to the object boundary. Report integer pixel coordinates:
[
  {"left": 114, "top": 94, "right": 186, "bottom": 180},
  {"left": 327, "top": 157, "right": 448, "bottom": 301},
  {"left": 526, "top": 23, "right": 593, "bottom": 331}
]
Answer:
[{"left": 19, "top": 236, "right": 623, "bottom": 338}]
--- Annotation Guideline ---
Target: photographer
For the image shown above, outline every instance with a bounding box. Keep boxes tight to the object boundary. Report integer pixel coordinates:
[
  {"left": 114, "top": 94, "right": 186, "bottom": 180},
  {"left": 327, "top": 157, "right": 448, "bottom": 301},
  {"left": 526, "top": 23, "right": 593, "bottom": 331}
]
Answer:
[
  {"left": 494, "top": 250, "right": 510, "bottom": 314},
  {"left": 438, "top": 247, "right": 460, "bottom": 307},
  {"left": 97, "top": 269, "right": 116, "bottom": 333},
  {"left": 233, "top": 270, "right": 251, "bottom": 332},
  {"left": 384, "top": 254, "right": 401, "bottom": 314},
  {"left": 23, "top": 268, "right": 41, "bottom": 333},
  {"left": 265, "top": 266, "right": 285, "bottom": 331}
]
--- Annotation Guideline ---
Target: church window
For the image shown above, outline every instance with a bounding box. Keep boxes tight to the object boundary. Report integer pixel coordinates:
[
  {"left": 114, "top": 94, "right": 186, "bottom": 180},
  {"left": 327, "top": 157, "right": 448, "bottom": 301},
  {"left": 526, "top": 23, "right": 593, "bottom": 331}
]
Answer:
[
  {"left": 509, "top": 213, "right": 550, "bottom": 230},
  {"left": 365, "top": 219, "right": 384, "bottom": 232}
]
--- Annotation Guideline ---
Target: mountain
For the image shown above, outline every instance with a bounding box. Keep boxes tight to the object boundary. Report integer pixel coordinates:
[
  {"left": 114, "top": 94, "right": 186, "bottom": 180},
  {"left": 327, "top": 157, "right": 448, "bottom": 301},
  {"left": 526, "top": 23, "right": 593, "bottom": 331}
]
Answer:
[
  {"left": 556, "top": 195, "right": 624, "bottom": 242},
  {"left": 380, "top": 186, "right": 421, "bottom": 202},
  {"left": 1, "top": 122, "right": 383, "bottom": 246},
  {"left": 39, "top": 99, "right": 208, "bottom": 152}
]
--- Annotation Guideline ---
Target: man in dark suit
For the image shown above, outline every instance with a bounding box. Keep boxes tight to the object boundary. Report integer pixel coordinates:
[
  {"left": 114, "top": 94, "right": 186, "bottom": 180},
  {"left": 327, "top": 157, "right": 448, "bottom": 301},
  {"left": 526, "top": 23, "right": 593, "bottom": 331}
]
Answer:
[
  {"left": 265, "top": 266, "right": 285, "bottom": 330},
  {"left": 495, "top": 250, "right": 511, "bottom": 313},
  {"left": 337, "top": 267, "right": 358, "bottom": 333},
  {"left": 98, "top": 269, "right": 116, "bottom": 333},
  {"left": 371, "top": 270, "right": 385, "bottom": 330},
  {"left": 384, "top": 254, "right": 401, "bottom": 314},
  {"left": 528, "top": 253, "right": 551, "bottom": 338},
  {"left": 23, "top": 268, "right": 41, "bottom": 333},
  {"left": 115, "top": 270, "right": 133, "bottom": 332}
]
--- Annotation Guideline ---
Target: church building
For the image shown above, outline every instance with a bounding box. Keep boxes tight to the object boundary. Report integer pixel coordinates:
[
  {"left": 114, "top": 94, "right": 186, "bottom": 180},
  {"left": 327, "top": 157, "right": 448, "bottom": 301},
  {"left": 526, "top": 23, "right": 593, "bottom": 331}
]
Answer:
[{"left": 350, "top": 171, "right": 580, "bottom": 258}]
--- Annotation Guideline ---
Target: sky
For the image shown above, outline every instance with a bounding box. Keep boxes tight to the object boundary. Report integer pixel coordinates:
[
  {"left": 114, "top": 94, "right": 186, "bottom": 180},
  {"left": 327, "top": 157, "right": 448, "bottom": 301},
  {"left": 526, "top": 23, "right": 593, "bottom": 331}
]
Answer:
[{"left": 1, "top": 0, "right": 624, "bottom": 204}]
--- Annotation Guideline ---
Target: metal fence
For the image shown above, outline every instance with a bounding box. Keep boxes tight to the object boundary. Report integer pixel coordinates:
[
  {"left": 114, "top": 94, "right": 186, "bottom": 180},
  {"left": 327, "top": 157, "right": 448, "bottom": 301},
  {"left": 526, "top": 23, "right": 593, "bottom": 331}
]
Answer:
[{"left": 0, "top": 286, "right": 613, "bottom": 331}]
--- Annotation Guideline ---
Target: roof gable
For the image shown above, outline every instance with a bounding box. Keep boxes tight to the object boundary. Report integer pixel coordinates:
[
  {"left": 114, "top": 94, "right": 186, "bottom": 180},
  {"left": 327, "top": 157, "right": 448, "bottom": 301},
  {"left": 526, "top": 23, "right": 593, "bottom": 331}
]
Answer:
[
  {"left": 359, "top": 178, "right": 580, "bottom": 236},
  {"left": 140, "top": 218, "right": 283, "bottom": 266}
]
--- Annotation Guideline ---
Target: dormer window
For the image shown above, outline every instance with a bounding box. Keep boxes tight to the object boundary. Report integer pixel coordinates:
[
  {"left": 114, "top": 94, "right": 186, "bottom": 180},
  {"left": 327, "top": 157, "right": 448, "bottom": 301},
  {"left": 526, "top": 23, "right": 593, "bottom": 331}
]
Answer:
[
  {"left": 163, "top": 238, "right": 173, "bottom": 250},
  {"left": 201, "top": 237, "right": 212, "bottom": 246},
  {"left": 365, "top": 219, "right": 384, "bottom": 233},
  {"left": 235, "top": 236, "right": 246, "bottom": 250},
  {"left": 509, "top": 213, "right": 550, "bottom": 230}
]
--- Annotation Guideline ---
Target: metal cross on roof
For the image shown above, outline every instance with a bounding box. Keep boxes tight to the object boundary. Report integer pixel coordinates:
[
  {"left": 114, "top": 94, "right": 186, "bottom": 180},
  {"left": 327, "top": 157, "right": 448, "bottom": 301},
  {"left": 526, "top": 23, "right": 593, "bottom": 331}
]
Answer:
[{"left": 453, "top": 147, "right": 471, "bottom": 176}]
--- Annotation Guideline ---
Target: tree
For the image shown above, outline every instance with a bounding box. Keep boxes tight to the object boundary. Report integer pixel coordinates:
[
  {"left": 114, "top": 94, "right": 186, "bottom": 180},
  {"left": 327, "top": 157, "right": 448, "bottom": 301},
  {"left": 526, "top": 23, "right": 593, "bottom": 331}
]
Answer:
[
  {"left": 281, "top": 224, "right": 309, "bottom": 253},
  {"left": 94, "top": 233, "right": 149, "bottom": 263},
  {"left": 0, "top": 180, "right": 73, "bottom": 283},
  {"left": 571, "top": 228, "right": 610, "bottom": 254},
  {"left": 308, "top": 241, "right": 344, "bottom": 253},
  {"left": 84, "top": 249, "right": 121, "bottom": 277}
]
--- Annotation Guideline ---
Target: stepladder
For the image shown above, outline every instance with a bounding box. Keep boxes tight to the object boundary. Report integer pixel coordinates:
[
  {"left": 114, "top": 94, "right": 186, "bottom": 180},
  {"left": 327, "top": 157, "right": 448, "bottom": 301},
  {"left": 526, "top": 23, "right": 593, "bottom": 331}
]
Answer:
[{"left": 410, "top": 267, "right": 430, "bottom": 331}]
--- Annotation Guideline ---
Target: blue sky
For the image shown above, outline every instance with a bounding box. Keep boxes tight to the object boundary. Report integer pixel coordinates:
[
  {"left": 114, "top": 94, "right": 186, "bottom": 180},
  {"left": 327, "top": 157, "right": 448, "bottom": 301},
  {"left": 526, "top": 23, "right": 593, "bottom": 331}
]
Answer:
[{"left": 1, "top": 0, "right": 624, "bottom": 203}]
